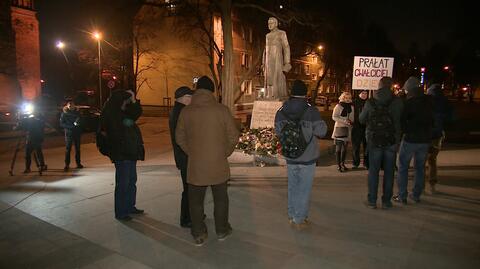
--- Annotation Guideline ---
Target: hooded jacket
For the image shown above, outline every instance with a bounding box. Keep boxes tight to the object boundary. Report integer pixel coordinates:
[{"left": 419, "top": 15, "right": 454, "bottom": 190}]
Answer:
[
  {"left": 175, "top": 89, "right": 239, "bottom": 186},
  {"left": 102, "top": 90, "right": 144, "bottom": 162},
  {"left": 427, "top": 84, "right": 453, "bottom": 139},
  {"left": 402, "top": 86, "right": 433, "bottom": 143},
  {"left": 274, "top": 97, "right": 327, "bottom": 164},
  {"left": 359, "top": 87, "right": 404, "bottom": 145}
]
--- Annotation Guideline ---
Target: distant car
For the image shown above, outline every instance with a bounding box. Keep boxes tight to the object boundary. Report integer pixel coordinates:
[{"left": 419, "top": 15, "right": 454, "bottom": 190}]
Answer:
[{"left": 76, "top": 105, "right": 101, "bottom": 132}]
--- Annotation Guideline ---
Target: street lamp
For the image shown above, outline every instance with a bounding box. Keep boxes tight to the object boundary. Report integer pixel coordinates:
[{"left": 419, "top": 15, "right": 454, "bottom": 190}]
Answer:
[
  {"left": 92, "top": 31, "right": 103, "bottom": 106},
  {"left": 55, "top": 40, "right": 69, "bottom": 63},
  {"left": 318, "top": 45, "right": 324, "bottom": 51}
]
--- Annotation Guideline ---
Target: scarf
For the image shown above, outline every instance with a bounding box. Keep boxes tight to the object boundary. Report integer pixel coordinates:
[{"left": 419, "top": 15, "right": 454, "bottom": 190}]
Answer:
[{"left": 340, "top": 102, "right": 352, "bottom": 117}]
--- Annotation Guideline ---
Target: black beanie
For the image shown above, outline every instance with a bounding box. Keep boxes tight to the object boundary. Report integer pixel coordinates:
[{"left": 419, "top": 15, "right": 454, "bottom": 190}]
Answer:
[
  {"left": 291, "top": 80, "right": 307, "bottom": 96},
  {"left": 196, "top": 76, "right": 214, "bottom": 92},
  {"left": 174, "top": 86, "right": 194, "bottom": 99}
]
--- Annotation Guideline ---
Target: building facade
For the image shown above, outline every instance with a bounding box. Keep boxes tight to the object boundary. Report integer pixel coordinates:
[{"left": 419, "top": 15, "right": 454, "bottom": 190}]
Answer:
[{"left": 0, "top": 0, "right": 41, "bottom": 111}]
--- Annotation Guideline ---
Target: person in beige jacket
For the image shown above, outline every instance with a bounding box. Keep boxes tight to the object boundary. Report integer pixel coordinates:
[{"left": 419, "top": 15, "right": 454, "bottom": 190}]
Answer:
[
  {"left": 175, "top": 76, "right": 240, "bottom": 246},
  {"left": 331, "top": 92, "right": 354, "bottom": 172}
]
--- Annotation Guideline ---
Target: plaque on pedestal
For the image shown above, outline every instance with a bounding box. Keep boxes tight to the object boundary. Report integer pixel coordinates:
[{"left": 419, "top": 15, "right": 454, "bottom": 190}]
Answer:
[{"left": 250, "top": 100, "right": 283, "bottom": 129}]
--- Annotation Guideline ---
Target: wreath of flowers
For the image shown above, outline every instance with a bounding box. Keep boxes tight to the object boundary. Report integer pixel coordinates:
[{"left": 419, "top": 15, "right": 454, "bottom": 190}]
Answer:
[{"left": 236, "top": 127, "right": 280, "bottom": 157}]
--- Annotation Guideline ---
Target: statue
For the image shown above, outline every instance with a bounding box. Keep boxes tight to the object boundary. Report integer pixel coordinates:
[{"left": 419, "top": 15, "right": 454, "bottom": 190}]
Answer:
[{"left": 263, "top": 17, "right": 291, "bottom": 100}]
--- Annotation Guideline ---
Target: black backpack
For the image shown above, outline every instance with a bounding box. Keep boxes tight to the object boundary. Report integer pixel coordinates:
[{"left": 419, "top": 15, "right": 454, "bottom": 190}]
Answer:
[
  {"left": 367, "top": 99, "right": 395, "bottom": 148},
  {"left": 278, "top": 105, "right": 312, "bottom": 159}
]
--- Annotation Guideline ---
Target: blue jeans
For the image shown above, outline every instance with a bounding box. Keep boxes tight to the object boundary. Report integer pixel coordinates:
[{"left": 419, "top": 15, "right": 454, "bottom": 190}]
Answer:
[
  {"left": 397, "top": 141, "right": 429, "bottom": 200},
  {"left": 114, "top": 160, "right": 138, "bottom": 218},
  {"left": 287, "top": 163, "right": 315, "bottom": 224},
  {"left": 367, "top": 144, "right": 397, "bottom": 204}
]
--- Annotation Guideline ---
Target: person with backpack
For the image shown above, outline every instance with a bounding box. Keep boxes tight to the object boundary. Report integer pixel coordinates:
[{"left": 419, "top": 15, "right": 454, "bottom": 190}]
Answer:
[
  {"left": 425, "top": 80, "right": 453, "bottom": 194},
  {"left": 274, "top": 80, "right": 327, "bottom": 229},
  {"left": 332, "top": 92, "right": 354, "bottom": 172},
  {"left": 60, "top": 101, "right": 84, "bottom": 171},
  {"left": 393, "top": 77, "right": 433, "bottom": 204},
  {"left": 359, "top": 77, "right": 404, "bottom": 209},
  {"left": 102, "top": 89, "right": 145, "bottom": 221}
]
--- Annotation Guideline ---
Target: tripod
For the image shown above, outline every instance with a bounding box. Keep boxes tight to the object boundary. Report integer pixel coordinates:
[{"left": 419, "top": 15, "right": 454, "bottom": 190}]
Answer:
[{"left": 9, "top": 135, "right": 43, "bottom": 176}]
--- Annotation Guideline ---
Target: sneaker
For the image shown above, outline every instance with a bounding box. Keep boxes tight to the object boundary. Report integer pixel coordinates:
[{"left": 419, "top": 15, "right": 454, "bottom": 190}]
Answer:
[
  {"left": 194, "top": 234, "right": 208, "bottom": 247},
  {"left": 115, "top": 215, "right": 132, "bottom": 221},
  {"left": 366, "top": 202, "right": 377, "bottom": 209},
  {"left": 382, "top": 201, "right": 393, "bottom": 209},
  {"left": 130, "top": 207, "right": 145, "bottom": 214},
  {"left": 76, "top": 164, "right": 84, "bottom": 169},
  {"left": 393, "top": 195, "right": 407, "bottom": 205},
  {"left": 409, "top": 193, "right": 421, "bottom": 203},
  {"left": 217, "top": 228, "right": 233, "bottom": 241}
]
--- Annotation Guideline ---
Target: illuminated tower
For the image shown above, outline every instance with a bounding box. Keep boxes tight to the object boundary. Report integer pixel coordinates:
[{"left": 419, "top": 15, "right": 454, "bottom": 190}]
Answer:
[{"left": 11, "top": 0, "right": 41, "bottom": 100}]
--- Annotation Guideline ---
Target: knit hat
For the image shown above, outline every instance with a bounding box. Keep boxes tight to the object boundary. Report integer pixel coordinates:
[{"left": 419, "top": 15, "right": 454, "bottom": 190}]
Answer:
[
  {"left": 402, "top": 76, "right": 422, "bottom": 97},
  {"left": 196, "top": 76, "right": 214, "bottom": 92},
  {"left": 174, "top": 86, "right": 193, "bottom": 99},
  {"left": 291, "top": 80, "right": 307, "bottom": 96},
  {"left": 402, "top": 76, "right": 421, "bottom": 92}
]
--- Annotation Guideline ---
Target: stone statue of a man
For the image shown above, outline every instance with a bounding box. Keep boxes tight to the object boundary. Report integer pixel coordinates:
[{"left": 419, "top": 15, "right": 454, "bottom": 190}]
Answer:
[{"left": 263, "top": 17, "right": 291, "bottom": 99}]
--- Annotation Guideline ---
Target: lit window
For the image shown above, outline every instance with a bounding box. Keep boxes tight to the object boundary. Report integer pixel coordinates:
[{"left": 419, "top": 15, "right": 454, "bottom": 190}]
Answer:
[
  {"left": 241, "top": 52, "right": 250, "bottom": 69},
  {"left": 241, "top": 80, "right": 253, "bottom": 95},
  {"left": 305, "top": 64, "right": 310, "bottom": 75}
]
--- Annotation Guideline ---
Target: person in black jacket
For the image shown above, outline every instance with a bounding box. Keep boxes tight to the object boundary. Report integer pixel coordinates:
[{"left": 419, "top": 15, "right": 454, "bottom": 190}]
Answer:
[
  {"left": 351, "top": 90, "right": 368, "bottom": 169},
  {"left": 425, "top": 81, "right": 453, "bottom": 193},
  {"left": 60, "top": 101, "right": 83, "bottom": 171},
  {"left": 102, "top": 89, "right": 145, "bottom": 221},
  {"left": 16, "top": 112, "right": 47, "bottom": 173},
  {"left": 169, "top": 86, "right": 194, "bottom": 228},
  {"left": 394, "top": 77, "right": 433, "bottom": 204}
]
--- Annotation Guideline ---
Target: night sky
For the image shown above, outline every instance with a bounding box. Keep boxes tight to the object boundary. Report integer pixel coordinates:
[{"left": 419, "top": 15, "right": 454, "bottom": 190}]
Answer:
[{"left": 35, "top": 0, "right": 470, "bottom": 94}]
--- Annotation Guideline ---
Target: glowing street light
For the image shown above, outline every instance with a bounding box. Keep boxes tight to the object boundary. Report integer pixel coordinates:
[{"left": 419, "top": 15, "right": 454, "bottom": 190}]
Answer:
[
  {"left": 444, "top": 66, "right": 450, "bottom": 71},
  {"left": 56, "top": 41, "right": 65, "bottom": 49},
  {"left": 55, "top": 40, "right": 69, "bottom": 63},
  {"left": 92, "top": 31, "right": 103, "bottom": 106},
  {"left": 318, "top": 45, "right": 324, "bottom": 51}
]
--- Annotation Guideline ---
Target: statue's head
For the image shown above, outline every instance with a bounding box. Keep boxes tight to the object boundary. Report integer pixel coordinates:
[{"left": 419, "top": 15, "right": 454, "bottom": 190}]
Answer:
[{"left": 268, "top": 17, "right": 278, "bottom": 31}]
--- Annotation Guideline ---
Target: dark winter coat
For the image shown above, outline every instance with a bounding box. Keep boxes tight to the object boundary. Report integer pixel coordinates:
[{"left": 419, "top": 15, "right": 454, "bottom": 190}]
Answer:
[
  {"left": 60, "top": 106, "right": 81, "bottom": 135},
  {"left": 17, "top": 115, "right": 45, "bottom": 145},
  {"left": 352, "top": 97, "right": 367, "bottom": 141},
  {"left": 169, "top": 101, "right": 188, "bottom": 170},
  {"left": 102, "top": 91, "right": 145, "bottom": 162},
  {"left": 427, "top": 84, "right": 453, "bottom": 139},
  {"left": 274, "top": 97, "right": 328, "bottom": 165},
  {"left": 359, "top": 87, "right": 404, "bottom": 145},
  {"left": 402, "top": 88, "right": 434, "bottom": 143}
]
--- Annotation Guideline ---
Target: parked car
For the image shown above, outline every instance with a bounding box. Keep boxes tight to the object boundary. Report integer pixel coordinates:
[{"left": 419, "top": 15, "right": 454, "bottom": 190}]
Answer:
[{"left": 57, "top": 105, "right": 100, "bottom": 132}]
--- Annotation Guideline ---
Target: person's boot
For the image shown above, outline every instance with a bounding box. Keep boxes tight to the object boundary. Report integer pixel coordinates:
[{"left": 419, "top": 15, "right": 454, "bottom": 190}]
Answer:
[
  {"left": 336, "top": 152, "right": 344, "bottom": 172},
  {"left": 341, "top": 150, "right": 348, "bottom": 171}
]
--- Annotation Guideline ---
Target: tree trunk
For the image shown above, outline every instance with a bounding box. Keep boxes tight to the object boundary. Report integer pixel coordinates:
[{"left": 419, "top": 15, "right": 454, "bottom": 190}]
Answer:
[{"left": 219, "top": 0, "right": 235, "bottom": 111}]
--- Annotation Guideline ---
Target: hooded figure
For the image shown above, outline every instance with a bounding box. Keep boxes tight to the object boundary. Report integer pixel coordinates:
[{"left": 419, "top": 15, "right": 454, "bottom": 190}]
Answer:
[
  {"left": 102, "top": 89, "right": 145, "bottom": 221},
  {"left": 359, "top": 76, "right": 404, "bottom": 209},
  {"left": 394, "top": 76, "right": 434, "bottom": 204}
]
